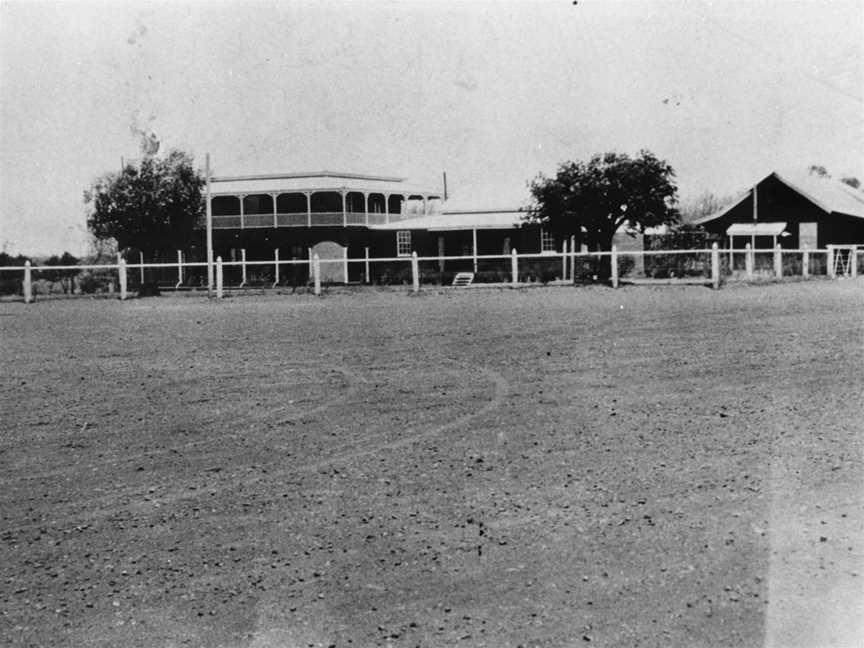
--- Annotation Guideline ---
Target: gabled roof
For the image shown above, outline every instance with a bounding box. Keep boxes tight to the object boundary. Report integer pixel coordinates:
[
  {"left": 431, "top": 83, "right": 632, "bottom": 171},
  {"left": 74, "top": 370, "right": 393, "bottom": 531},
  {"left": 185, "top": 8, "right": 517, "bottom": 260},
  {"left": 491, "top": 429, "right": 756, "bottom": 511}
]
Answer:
[{"left": 693, "top": 170, "right": 864, "bottom": 224}]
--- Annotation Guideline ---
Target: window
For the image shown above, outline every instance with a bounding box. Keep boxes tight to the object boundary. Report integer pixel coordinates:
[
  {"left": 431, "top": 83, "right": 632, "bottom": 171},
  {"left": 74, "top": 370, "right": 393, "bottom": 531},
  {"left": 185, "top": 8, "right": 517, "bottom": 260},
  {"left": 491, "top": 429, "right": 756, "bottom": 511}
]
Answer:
[
  {"left": 397, "top": 230, "right": 412, "bottom": 256},
  {"left": 540, "top": 229, "right": 556, "bottom": 253}
]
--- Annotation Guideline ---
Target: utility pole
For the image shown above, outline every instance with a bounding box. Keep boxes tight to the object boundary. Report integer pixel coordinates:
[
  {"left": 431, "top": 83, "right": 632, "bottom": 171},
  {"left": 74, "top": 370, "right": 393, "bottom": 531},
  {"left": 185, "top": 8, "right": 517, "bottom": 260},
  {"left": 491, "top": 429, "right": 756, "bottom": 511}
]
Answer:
[{"left": 206, "top": 153, "right": 214, "bottom": 295}]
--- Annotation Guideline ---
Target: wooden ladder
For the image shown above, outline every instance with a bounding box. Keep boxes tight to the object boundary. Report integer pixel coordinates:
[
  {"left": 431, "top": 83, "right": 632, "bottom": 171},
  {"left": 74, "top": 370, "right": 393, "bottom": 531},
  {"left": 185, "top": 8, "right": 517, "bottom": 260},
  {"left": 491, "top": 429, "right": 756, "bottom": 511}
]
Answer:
[{"left": 452, "top": 272, "right": 475, "bottom": 288}]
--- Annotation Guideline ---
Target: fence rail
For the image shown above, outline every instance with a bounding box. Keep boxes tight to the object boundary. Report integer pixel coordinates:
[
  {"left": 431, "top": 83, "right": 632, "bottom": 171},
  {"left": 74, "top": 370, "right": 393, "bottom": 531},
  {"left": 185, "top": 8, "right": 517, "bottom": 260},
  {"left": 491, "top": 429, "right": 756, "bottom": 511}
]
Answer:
[{"left": 1, "top": 244, "right": 860, "bottom": 303}]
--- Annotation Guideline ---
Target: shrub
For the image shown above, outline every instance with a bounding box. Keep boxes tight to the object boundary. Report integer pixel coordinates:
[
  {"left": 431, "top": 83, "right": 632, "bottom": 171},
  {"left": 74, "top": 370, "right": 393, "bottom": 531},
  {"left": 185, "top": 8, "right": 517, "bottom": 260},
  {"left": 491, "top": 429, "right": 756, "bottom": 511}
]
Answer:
[{"left": 78, "top": 270, "right": 115, "bottom": 294}]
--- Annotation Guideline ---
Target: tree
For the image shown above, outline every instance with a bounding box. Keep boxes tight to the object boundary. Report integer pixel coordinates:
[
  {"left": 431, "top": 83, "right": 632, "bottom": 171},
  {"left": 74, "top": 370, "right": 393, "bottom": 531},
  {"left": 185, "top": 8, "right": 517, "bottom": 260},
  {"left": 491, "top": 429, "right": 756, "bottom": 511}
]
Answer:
[
  {"left": 806, "top": 164, "right": 861, "bottom": 190},
  {"left": 526, "top": 150, "right": 679, "bottom": 252},
  {"left": 85, "top": 146, "right": 205, "bottom": 256},
  {"left": 43, "top": 252, "right": 80, "bottom": 294},
  {"left": 679, "top": 190, "right": 735, "bottom": 223}
]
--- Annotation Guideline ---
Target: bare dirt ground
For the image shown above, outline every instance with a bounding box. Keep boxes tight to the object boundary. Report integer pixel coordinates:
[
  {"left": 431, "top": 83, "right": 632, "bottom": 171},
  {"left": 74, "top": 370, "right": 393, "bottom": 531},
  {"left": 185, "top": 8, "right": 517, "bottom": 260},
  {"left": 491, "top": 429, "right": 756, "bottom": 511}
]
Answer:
[{"left": 1, "top": 281, "right": 862, "bottom": 648}]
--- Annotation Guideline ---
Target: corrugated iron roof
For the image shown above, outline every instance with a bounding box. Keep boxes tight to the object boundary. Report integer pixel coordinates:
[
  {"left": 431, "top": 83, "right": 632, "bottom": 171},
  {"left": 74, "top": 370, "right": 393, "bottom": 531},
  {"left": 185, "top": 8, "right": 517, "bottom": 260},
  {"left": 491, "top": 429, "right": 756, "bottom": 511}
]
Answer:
[
  {"left": 209, "top": 171, "right": 440, "bottom": 196},
  {"left": 694, "top": 170, "right": 864, "bottom": 224},
  {"left": 773, "top": 170, "right": 864, "bottom": 219}
]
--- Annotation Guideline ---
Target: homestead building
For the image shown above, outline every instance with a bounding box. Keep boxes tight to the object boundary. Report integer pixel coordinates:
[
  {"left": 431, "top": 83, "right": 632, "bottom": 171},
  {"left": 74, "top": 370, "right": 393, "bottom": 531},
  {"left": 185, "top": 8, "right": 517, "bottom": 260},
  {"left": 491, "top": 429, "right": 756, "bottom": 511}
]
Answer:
[{"left": 200, "top": 170, "right": 553, "bottom": 284}]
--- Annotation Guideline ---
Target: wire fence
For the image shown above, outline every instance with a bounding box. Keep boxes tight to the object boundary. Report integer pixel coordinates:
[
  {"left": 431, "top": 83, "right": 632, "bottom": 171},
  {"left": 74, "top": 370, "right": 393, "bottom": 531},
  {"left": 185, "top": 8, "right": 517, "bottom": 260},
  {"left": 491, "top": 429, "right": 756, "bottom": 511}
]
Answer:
[{"left": 0, "top": 244, "right": 860, "bottom": 302}]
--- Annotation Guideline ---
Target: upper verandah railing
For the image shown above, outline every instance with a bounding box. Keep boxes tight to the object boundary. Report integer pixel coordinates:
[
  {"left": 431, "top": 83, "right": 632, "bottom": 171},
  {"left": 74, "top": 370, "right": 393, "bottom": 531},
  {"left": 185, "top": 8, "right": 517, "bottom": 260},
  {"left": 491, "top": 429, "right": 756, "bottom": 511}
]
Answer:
[{"left": 210, "top": 210, "right": 414, "bottom": 229}]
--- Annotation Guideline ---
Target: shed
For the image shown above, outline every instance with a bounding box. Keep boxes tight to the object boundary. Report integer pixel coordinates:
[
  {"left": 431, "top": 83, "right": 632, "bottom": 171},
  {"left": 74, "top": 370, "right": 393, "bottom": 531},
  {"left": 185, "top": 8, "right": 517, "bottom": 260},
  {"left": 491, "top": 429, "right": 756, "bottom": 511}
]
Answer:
[{"left": 694, "top": 171, "right": 864, "bottom": 249}]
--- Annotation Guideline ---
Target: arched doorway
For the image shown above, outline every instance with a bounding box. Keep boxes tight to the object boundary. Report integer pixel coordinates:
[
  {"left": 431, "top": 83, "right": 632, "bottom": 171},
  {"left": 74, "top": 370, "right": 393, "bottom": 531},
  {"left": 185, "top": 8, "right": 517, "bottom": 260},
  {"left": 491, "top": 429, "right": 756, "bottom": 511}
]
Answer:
[{"left": 312, "top": 240, "right": 346, "bottom": 283}]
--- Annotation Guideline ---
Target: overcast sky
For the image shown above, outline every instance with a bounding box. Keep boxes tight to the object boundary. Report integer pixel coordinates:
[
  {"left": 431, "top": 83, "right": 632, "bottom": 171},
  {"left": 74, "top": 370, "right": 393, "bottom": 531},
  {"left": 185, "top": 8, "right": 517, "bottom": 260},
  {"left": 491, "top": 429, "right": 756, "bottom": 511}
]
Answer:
[{"left": 1, "top": 0, "right": 861, "bottom": 256}]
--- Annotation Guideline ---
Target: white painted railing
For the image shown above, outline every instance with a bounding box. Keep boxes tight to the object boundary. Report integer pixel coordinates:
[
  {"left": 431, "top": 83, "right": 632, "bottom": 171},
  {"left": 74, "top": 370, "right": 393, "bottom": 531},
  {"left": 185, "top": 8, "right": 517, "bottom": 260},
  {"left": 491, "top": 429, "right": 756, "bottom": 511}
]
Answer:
[{"left": 0, "top": 244, "right": 856, "bottom": 303}]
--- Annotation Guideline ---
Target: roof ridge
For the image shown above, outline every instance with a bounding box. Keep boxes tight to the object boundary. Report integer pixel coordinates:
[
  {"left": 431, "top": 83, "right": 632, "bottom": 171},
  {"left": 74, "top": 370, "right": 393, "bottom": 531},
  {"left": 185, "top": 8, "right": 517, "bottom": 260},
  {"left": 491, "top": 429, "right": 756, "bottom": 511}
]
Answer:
[{"left": 212, "top": 170, "right": 406, "bottom": 183}]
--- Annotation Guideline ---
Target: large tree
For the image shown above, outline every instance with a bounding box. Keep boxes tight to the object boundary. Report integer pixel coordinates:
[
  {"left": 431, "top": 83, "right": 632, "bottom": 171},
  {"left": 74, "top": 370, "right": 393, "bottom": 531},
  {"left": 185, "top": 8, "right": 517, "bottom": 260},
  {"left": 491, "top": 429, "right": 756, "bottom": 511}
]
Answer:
[
  {"left": 85, "top": 148, "right": 205, "bottom": 256},
  {"left": 526, "top": 150, "right": 680, "bottom": 251}
]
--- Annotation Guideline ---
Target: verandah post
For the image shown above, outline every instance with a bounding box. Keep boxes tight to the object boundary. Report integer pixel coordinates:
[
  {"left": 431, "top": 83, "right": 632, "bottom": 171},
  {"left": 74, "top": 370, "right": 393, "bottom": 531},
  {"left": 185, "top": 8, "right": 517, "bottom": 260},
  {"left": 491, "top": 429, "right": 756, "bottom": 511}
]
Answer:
[
  {"left": 802, "top": 244, "right": 809, "bottom": 279},
  {"left": 313, "top": 254, "right": 321, "bottom": 296},
  {"left": 472, "top": 228, "right": 478, "bottom": 273},
  {"left": 119, "top": 259, "right": 128, "bottom": 300},
  {"left": 774, "top": 244, "right": 782, "bottom": 279},
  {"left": 745, "top": 243, "right": 754, "bottom": 280},
  {"left": 610, "top": 245, "right": 619, "bottom": 288},
  {"left": 216, "top": 256, "right": 223, "bottom": 299},
  {"left": 23, "top": 260, "right": 32, "bottom": 304},
  {"left": 411, "top": 251, "right": 419, "bottom": 293},
  {"left": 711, "top": 242, "right": 719, "bottom": 289},
  {"left": 511, "top": 248, "right": 518, "bottom": 286}
]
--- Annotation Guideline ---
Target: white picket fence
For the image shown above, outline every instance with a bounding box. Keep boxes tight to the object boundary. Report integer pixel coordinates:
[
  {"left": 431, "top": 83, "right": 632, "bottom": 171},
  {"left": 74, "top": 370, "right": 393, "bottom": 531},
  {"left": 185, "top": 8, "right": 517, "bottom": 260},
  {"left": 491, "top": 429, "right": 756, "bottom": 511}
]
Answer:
[{"left": 1, "top": 243, "right": 859, "bottom": 303}]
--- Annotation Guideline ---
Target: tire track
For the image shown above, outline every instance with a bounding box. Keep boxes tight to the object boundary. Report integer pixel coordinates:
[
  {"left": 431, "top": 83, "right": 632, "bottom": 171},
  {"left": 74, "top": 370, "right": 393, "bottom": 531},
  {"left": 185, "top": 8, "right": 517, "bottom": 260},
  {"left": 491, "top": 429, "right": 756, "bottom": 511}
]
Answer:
[
  {"left": 0, "top": 363, "right": 360, "bottom": 488},
  {"left": 3, "top": 361, "right": 508, "bottom": 534}
]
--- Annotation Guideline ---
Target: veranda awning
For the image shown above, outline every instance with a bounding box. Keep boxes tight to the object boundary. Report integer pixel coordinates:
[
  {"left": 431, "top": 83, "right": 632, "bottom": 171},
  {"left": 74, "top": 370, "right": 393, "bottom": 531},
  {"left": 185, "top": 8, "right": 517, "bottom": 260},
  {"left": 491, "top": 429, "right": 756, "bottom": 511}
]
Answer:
[{"left": 726, "top": 222, "right": 787, "bottom": 237}]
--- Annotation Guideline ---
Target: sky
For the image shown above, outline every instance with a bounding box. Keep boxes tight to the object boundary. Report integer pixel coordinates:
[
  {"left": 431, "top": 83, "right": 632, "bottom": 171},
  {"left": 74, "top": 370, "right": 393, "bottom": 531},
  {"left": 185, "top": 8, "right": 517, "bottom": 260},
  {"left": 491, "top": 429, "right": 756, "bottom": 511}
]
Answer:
[{"left": 1, "top": 0, "right": 861, "bottom": 256}]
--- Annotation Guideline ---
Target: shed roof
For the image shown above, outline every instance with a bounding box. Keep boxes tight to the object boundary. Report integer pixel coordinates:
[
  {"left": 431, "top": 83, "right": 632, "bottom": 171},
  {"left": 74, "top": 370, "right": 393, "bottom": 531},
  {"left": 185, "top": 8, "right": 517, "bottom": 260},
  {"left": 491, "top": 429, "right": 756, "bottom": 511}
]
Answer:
[
  {"left": 694, "top": 170, "right": 864, "bottom": 225},
  {"left": 726, "top": 222, "right": 787, "bottom": 236}
]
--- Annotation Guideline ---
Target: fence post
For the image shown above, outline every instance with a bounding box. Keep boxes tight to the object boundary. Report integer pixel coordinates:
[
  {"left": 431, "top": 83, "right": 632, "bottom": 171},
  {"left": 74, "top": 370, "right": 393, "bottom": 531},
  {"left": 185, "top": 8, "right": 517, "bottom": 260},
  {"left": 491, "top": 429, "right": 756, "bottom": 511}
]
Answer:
[
  {"left": 216, "top": 256, "right": 224, "bottom": 299},
  {"left": 139, "top": 251, "right": 144, "bottom": 284},
  {"left": 827, "top": 245, "right": 835, "bottom": 279},
  {"left": 119, "top": 259, "right": 128, "bottom": 300},
  {"left": 273, "top": 248, "right": 280, "bottom": 288},
  {"left": 711, "top": 242, "right": 720, "bottom": 289},
  {"left": 774, "top": 244, "right": 782, "bottom": 279},
  {"left": 852, "top": 248, "right": 858, "bottom": 278},
  {"left": 562, "top": 239, "right": 568, "bottom": 281},
  {"left": 313, "top": 254, "right": 321, "bottom": 296},
  {"left": 364, "top": 246, "right": 370, "bottom": 284},
  {"left": 570, "top": 235, "right": 576, "bottom": 282},
  {"left": 23, "top": 260, "right": 32, "bottom": 304},
  {"left": 511, "top": 248, "right": 518, "bottom": 286},
  {"left": 610, "top": 245, "right": 619, "bottom": 288},
  {"left": 802, "top": 245, "right": 809, "bottom": 279},
  {"left": 411, "top": 251, "right": 420, "bottom": 293},
  {"left": 240, "top": 249, "right": 247, "bottom": 287},
  {"left": 745, "top": 243, "right": 754, "bottom": 280},
  {"left": 176, "top": 250, "right": 183, "bottom": 288},
  {"left": 343, "top": 247, "right": 349, "bottom": 284}
]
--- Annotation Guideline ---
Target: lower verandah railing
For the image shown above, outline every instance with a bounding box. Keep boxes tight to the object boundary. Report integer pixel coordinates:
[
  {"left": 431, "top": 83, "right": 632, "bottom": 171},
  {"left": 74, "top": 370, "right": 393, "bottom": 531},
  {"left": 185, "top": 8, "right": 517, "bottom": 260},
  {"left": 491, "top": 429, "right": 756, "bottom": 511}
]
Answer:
[{"left": 1, "top": 245, "right": 859, "bottom": 302}]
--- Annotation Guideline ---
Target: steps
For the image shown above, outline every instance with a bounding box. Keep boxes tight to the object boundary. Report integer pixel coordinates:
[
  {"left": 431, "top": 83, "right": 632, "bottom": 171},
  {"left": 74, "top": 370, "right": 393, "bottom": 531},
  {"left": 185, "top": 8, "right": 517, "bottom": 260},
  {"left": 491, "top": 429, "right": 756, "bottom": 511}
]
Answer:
[{"left": 452, "top": 272, "right": 475, "bottom": 288}]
